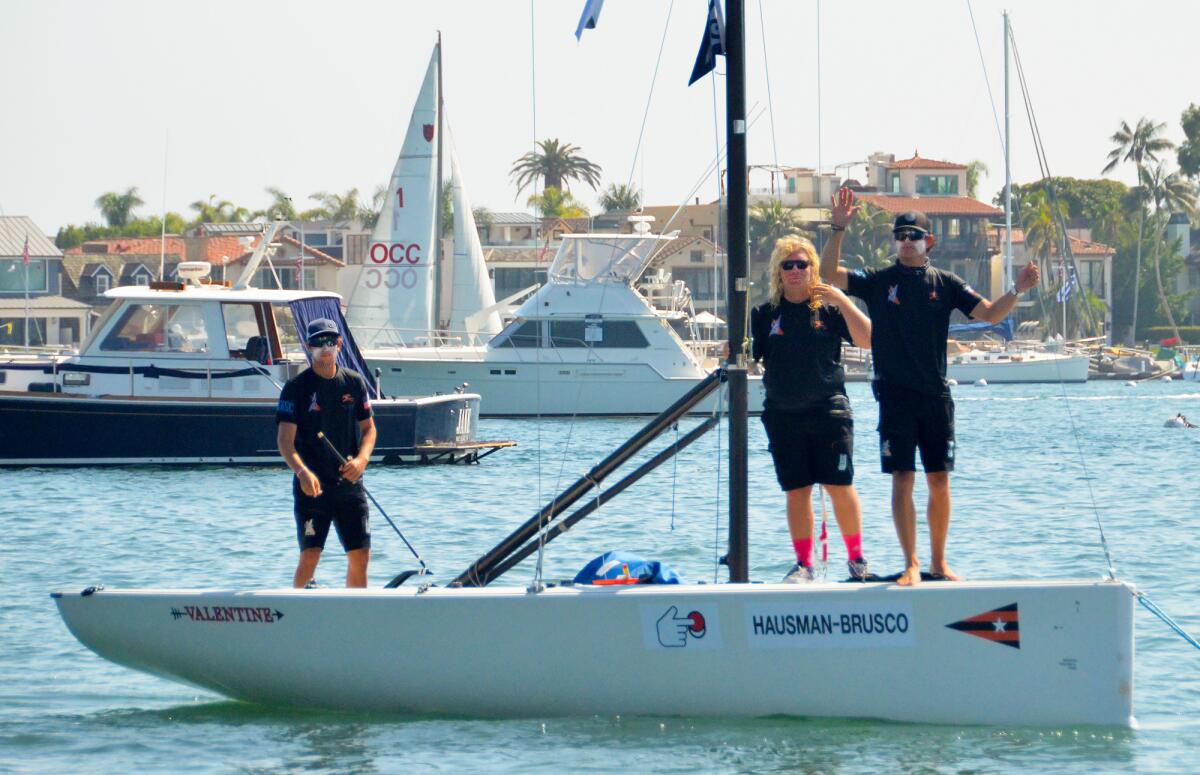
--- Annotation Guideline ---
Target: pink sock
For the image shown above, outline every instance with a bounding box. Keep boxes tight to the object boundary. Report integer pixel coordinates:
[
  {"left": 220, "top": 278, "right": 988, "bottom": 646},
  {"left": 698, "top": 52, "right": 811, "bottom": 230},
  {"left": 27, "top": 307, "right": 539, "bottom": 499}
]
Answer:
[
  {"left": 842, "top": 533, "right": 863, "bottom": 562},
  {"left": 792, "top": 538, "right": 814, "bottom": 567}
]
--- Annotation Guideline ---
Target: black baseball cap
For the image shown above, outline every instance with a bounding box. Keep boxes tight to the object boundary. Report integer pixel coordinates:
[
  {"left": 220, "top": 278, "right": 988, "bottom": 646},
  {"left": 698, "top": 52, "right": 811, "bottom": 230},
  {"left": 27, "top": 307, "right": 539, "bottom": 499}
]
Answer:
[
  {"left": 893, "top": 211, "right": 931, "bottom": 235},
  {"left": 305, "top": 318, "right": 341, "bottom": 343}
]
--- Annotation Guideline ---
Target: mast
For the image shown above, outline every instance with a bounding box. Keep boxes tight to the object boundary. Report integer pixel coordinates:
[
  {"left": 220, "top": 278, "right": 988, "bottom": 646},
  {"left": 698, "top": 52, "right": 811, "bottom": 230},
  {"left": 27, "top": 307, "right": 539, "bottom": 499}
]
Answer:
[
  {"left": 725, "top": 0, "right": 749, "bottom": 583},
  {"left": 1003, "top": 11, "right": 1013, "bottom": 289},
  {"left": 432, "top": 32, "right": 445, "bottom": 335}
]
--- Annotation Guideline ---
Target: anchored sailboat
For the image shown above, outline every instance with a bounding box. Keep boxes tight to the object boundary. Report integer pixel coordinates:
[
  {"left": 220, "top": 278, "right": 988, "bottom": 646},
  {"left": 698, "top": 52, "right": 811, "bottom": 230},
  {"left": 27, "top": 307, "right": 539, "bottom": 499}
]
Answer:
[{"left": 52, "top": 5, "right": 1134, "bottom": 726}]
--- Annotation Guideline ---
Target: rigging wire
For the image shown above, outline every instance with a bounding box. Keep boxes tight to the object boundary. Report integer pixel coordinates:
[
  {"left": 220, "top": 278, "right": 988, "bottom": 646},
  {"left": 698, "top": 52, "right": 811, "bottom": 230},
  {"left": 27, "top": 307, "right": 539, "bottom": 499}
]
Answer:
[
  {"left": 757, "top": 0, "right": 781, "bottom": 191},
  {"left": 1005, "top": 19, "right": 1200, "bottom": 653},
  {"left": 713, "top": 372, "right": 725, "bottom": 582},
  {"left": 964, "top": 0, "right": 1006, "bottom": 157},
  {"left": 625, "top": 0, "right": 675, "bottom": 191}
]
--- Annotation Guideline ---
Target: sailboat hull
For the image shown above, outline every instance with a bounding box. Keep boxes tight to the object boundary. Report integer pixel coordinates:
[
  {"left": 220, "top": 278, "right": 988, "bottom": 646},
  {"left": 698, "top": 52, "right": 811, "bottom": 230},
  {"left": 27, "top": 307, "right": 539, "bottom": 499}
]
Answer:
[{"left": 53, "top": 579, "right": 1133, "bottom": 726}]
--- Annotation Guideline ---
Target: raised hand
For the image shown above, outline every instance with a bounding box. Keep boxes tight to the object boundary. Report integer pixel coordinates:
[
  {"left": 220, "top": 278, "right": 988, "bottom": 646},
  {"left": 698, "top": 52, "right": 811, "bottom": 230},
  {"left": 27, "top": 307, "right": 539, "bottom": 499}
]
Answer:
[
  {"left": 830, "top": 186, "right": 860, "bottom": 229},
  {"left": 1016, "top": 260, "right": 1041, "bottom": 293}
]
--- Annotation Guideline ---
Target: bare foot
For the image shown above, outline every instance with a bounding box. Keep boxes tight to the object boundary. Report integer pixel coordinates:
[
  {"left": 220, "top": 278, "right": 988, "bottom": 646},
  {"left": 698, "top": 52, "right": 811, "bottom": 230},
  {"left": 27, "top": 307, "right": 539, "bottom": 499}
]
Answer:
[
  {"left": 930, "top": 565, "right": 961, "bottom": 581},
  {"left": 897, "top": 566, "right": 922, "bottom": 586}
]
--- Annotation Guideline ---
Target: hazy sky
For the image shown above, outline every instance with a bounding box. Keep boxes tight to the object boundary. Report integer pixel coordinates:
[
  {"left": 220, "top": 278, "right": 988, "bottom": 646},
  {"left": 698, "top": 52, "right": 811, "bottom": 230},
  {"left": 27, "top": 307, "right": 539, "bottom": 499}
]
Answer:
[{"left": 3, "top": 0, "right": 1198, "bottom": 235}]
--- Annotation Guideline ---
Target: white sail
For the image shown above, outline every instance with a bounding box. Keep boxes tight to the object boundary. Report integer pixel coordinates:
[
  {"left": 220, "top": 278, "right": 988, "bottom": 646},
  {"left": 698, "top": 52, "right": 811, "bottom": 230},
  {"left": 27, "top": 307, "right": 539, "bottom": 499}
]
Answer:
[
  {"left": 448, "top": 141, "right": 502, "bottom": 339},
  {"left": 347, "top": 46, "right": 440, "bottom": 346}
]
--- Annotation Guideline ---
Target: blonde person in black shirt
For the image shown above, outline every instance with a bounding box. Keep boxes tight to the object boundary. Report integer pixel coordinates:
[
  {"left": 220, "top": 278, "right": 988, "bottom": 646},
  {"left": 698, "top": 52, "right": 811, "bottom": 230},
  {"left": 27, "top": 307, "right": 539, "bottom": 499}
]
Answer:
[{"left": 751, "top": 236, "right": 872, "bottom": 583}]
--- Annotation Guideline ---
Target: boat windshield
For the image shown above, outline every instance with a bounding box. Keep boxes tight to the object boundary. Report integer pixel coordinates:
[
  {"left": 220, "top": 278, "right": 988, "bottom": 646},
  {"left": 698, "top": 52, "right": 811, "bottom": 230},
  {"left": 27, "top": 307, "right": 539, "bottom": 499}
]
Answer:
[{"left": 547, "top": 235, "right": 665, "bottom": 285}]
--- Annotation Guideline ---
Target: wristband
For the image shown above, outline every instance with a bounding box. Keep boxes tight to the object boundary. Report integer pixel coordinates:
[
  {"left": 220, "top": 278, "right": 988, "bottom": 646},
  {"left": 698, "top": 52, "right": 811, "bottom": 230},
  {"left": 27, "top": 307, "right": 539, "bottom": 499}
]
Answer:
[{"left": 1009, "top": 283, "right": 1020, "bottom": 296}]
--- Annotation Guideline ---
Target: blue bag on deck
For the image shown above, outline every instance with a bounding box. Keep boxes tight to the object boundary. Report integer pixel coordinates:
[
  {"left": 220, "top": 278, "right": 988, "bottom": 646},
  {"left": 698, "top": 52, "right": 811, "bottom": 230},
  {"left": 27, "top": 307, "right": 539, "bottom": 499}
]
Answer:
[{"left": 573, "top": 551, "right": 682, "bottom": 585}]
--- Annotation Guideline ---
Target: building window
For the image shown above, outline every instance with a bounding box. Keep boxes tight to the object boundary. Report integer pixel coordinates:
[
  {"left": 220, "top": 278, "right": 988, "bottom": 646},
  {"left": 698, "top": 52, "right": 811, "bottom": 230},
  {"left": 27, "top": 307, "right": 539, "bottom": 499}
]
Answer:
[
  {"left": 702, "top": 228, "right": 712, "bottom": 240},
  {"left": 672, "top": 267, "right": 725, "bottom": 301},
  {"left": 135, "top": 273, "right": 150, "bottom": 286},
  {"left": 690, "top": 250, "right": 704, "bottom": 263},
  {"left": 888, "top": 173, "right": 901, "bottom": 193},
  {"left": 94, "top": 273, "right": 111, "bottom": 295},
  {"left": 787, "top": 178, "right": 796, "bottom": 193},
  {"left": 1078, "top": 260, "right": 1106, "bottom": 298},
  {"left": 915, "top": 175, "right": 959, "bottom": 195},
  {"left": 947, "top": 218, "right": 961, "bottom": 238},
  {"left": 0, "top": 259, "right": 48, "bottom": 292}
]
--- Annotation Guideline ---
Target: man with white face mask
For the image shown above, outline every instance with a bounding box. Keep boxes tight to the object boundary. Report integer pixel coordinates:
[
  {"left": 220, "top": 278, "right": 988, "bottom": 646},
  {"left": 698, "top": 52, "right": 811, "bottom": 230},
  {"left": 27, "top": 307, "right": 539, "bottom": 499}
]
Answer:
[{"left": 820, "top": 187, "right": 1039, "bottom": 586}]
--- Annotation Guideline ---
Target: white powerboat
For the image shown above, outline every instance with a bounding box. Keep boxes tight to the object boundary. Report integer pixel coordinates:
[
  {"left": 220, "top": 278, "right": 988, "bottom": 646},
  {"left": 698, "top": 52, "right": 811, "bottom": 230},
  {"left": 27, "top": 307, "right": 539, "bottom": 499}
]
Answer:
[{"left": 364, "top": 223, "right": 767, "bottom": 416}]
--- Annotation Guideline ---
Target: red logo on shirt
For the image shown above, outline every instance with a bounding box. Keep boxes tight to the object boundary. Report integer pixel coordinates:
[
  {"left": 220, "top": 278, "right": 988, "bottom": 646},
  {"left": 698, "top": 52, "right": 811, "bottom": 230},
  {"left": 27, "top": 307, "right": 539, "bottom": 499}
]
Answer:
[
  {"left": 929, "top": 290, "right": 939, "bottom": 301},
  {"left": 341, "top": 393, "right": 353, "bottom": 404}
]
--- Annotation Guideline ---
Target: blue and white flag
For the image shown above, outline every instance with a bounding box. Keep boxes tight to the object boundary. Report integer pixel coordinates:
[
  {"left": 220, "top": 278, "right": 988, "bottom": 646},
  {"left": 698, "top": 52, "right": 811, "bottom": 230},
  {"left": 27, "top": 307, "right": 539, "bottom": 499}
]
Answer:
[
  {"left": 1057, "top": 264, "right": 1077, "bottom": 303},
  {"left": 688, "top": 0, "right": 726, "bottom": 86},
  {"left": 575, "top": 0, "right": 604, "bottom": 40}
]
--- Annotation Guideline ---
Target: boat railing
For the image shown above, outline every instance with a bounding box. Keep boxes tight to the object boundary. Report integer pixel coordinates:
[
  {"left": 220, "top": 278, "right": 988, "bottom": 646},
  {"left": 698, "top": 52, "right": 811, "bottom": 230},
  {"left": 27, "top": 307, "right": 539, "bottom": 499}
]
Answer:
[{"left": 353, "top": 326, "right": 491, "bottom": 352}]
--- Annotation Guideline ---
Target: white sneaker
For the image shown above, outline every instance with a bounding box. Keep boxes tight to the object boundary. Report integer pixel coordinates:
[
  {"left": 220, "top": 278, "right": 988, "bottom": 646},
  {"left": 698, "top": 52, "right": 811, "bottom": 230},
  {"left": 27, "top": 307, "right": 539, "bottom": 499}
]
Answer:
[{"left": 783, "top": 563, "right": 815, "bottom": 583}]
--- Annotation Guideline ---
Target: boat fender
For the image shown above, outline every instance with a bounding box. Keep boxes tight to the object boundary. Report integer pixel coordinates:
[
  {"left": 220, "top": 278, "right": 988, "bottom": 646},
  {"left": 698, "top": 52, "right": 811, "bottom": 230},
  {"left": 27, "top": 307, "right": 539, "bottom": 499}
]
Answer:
[
  {"left": 81, "top": 585, "right": 104, "bottom": 596},
  {"left": 974, "top": 378, "right": 988, "bottom": 387},
  {"left": 385, "top": 569, "right": 431, "bottom": 588}
]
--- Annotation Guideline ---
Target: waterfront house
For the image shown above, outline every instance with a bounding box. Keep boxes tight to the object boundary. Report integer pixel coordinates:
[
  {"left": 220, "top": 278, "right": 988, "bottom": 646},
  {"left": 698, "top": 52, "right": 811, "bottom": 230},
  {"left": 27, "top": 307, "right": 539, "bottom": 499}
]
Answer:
[{"left": 0, "top": 216, "right": 90, "bottom": 347}]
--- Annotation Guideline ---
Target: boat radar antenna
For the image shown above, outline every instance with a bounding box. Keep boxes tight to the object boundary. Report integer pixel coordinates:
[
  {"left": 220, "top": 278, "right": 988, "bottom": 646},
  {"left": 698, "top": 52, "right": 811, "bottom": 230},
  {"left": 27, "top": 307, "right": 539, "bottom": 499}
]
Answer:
[
  {"left": 627, "top": 214, "right": 655, "bottom": 234},
  {"left": 175, "top": 261, "right": 212, "bottom": 286}
]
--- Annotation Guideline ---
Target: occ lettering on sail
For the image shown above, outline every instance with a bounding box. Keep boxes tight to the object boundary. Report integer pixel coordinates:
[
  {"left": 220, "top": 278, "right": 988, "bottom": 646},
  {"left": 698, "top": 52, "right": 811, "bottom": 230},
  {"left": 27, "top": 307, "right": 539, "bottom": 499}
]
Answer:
[{"left": 745, "top": 601, "right": 915, "bottom": 649}]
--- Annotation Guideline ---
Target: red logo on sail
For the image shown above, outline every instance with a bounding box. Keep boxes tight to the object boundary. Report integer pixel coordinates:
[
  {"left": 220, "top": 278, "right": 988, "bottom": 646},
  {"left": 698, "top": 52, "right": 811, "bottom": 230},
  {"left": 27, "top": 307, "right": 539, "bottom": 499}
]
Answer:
[
  {"left": 946, "top": 603, "right": 1020, "bottom": 649},
  {"left": 423, "top": 123, "right": 434, "bottom": 142}
]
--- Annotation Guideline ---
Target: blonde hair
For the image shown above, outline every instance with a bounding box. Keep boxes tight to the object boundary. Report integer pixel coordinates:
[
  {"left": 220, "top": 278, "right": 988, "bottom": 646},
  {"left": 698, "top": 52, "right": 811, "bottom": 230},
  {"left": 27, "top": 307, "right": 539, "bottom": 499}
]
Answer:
[{"left": 768, "top": 235, "right": 818, "bottom": 307}]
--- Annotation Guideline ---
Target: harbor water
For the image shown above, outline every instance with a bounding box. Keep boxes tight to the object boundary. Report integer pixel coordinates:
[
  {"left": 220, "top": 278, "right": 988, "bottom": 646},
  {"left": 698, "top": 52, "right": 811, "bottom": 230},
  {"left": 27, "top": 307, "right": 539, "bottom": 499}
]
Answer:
[{"left": 2, "top": 380, "right": 1198, "bottom": 774}]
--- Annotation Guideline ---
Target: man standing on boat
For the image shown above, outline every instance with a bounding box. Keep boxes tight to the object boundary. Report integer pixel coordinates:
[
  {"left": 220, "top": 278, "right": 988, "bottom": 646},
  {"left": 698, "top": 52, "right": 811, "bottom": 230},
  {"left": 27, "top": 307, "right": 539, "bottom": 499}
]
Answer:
[
  {"left": 820, "top": 188, "right": 1039, "bottom": 586},
  {"left": 276, "top": 318, "right": 377, "bottom": 588},
  {"left": 752, "top": 235, "right": 873, "bottom": 583}
]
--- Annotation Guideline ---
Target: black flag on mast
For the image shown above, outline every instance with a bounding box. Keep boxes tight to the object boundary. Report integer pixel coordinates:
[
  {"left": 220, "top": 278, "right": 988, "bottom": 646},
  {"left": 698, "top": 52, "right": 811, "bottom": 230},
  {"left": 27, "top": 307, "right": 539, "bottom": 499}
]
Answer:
[{"left": 688, "top": 0, "right": 726, "bottom": 86}]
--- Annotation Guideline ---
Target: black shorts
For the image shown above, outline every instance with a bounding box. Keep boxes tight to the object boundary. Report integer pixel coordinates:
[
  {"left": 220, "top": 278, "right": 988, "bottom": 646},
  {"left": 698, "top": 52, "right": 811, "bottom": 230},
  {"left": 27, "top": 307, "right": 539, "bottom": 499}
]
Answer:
[
  {"left": 293, "top": 480, "right": 371, "bottom": 552},
  {"left": 761, "top": 405, "right": 854, "bottom": 491},
  {"left": 872, "top": 381, "right": 955, "bottom": 474}
]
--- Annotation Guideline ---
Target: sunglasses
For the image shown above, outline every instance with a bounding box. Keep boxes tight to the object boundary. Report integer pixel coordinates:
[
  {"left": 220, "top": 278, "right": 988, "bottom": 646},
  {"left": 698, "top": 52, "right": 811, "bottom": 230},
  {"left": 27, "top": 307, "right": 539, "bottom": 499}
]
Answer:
[
  {"left": 309, "top": 335, "right": 340, "bottom": 349},
  {"left": 780, "top": 259, "right": 811, "bottom": 271},
  {"left": 893, "top": 229, "right": 927, "bottom": 242}
]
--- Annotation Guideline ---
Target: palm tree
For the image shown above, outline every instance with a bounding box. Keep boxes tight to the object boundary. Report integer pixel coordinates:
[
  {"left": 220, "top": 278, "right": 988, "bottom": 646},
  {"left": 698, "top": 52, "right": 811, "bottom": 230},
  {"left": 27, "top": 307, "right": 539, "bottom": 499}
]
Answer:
[
  {"left": 599, "top": 183, "right": 642, "bottom": 213},
  {"left": 510, "top": 139, "right": 602, "bottom": 196},
  {"left": 840, "top": 202, "right": 894, "bottom": 270},
  {"left": 1140, "top": 162, "right": 1197, "bottom": 342},
  {"left": 1019, "top": 190, "right": 1067, "bottom": 263},
  {"left": 94, "top": 187, "right": 145, "bottom": 227},
  {"left": 527, "top": 187, "right": 589, "bottom": 219},
  {"left": 190, "top": 195, "right": 248, "bottom": 224},
  {"left": 966, "top": 160, "right": 989, "bottom": 199},
  {"left": 251, "top": 187, "right": 298, "bottom": 221},
  {"left": 1101, "top": 117, "right": 1173, "bottom": 343},
  {"left": 307, "top": 189, "right": 362, "bottom": 224}
]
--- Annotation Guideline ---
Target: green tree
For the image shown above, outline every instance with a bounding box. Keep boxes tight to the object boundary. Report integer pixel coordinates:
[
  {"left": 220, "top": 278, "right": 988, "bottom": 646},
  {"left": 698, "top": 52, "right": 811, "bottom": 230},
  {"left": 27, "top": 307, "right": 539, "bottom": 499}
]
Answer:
[
  {"left": 1140, "top": 162, "right": 1197, "bottom": 342},
  {"left": 306, "top": 189, "right": 362, "bottom": 223},
  {"left": 1178, "top": 103, "right": 1200, "bottom": 179},
  {"left": 526, "top": 186, "right": 588, "bottom": 219},
  {"left": 966, "top": 160, "right": 989, "bottom": 199},
  {"left": 94, "top": 187, "right": 145, "bottom": 227},
  {"left": 838, "top": 201, "right": 893, "bottom": 270},
  {"left": 472, "top": 207, "right": 494, "bottom": 231},
  {"left": 190, "top": 195, "right": 248, "bottom": 224},
  {"left": 1101, "top": 117, "right": 1174, "bottom": 343},
  {"left": 1019, "top": 190, "right": 1068, "bottom": 263},
  {"left": 54, "top": 212, "right": 188, "bottom": 249},
  {"left": 599, "top": 183, "right": 642, "bottom": 213},
  {"left": 251, "top": 187, "right": 297, "bottom": 221},
  {"left": 510, "top": 139, "right": 602, "bottom": 195}
]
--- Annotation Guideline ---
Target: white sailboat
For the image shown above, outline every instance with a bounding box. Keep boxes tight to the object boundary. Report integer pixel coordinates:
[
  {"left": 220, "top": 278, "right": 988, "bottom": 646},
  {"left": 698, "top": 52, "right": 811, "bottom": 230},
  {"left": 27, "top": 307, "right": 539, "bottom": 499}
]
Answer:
[{"left": 52, "top": 11, "right": 1135, "bottom": 726}]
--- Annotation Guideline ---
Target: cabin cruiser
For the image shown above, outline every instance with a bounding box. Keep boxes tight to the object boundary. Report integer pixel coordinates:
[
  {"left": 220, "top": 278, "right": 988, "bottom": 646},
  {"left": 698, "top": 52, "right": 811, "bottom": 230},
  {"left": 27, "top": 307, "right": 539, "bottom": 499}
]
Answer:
[
  {"left": 362, "top": 221, "right": 767, "bottom": 416},
  {"left": 0, "top": 226, "right": 506, "bottom": 465},
  {"left": 945, "top": 342, "right": 1090, "bottom": 383}
]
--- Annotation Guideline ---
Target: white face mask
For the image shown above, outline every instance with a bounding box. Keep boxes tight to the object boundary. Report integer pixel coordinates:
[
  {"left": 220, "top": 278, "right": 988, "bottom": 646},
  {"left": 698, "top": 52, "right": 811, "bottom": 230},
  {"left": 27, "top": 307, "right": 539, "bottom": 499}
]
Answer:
[{"left": 894, "top": 239, "right": 927, "bottom": 257}]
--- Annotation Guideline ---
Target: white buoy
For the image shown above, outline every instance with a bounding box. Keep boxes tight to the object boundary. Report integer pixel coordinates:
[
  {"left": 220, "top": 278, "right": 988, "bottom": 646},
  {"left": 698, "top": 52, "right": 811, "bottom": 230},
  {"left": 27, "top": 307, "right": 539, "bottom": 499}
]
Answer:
[
  {"left": 1126, "top": 381, "right": 1138, "bottom": 387},
  {"left": 974, "top": 378, "right": 988, "bottom": 387},
  {"left": 1160, "top": 375, "right": 1173, "bottom": 383},
  {"left": 1165, "top": 417, "right": 1186, "bottom": 428},
  {"left": 946, "top": 378, "right": 958, "bottom": 387}
]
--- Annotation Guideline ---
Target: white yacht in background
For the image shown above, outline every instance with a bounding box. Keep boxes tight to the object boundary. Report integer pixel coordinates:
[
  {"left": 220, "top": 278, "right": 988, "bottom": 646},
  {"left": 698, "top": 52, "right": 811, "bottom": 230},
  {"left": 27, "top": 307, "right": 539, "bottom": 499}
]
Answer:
[
  {"left": 364, "top": 221, "right": 766, "bottom": 416},
  {"left": 946, "top": 345, "right": 1090, "bottom": 383}
]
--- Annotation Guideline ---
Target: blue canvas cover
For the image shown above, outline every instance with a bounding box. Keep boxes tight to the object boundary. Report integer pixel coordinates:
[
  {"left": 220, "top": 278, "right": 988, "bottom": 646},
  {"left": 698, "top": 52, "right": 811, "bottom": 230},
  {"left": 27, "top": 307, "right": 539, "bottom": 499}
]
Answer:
[
  {"left": 573, "top": 551, "right": 682, "bottom": 585},
  {"left": 289, "top": 298, "right": 380, "bottom": 395}
]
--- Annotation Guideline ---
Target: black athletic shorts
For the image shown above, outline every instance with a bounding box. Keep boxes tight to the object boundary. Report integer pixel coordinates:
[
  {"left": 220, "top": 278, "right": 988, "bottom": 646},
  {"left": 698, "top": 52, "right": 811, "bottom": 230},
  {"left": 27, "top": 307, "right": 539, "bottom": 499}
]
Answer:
[
  {"left": 872, "top": 381, "right": 955, "bottom": 474},
  {"left": 760, "top": 405, "right": 854, "bottom": 491},
  {"left": 293, "top": 479, "right": 371, "bottom": 552}
]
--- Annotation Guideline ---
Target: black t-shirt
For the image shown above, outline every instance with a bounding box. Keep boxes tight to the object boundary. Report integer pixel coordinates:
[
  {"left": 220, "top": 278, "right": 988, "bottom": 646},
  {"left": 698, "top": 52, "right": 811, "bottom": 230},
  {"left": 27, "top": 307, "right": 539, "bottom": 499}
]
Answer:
[
  {"left": 750, "top": 298, "right": 853, "bottom": 412},
  {"left": 275, "top": 367, "right": 373, "bottom": 486},
  {"left": 846, "top": 261, "right": 983, "bottom": 397}
]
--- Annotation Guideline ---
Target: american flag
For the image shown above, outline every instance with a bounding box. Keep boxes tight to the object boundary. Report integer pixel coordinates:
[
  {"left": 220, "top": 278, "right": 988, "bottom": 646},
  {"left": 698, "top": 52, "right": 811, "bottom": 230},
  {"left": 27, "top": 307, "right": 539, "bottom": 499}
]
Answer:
[{"left": 22, "top": 235, "right": 30, "bottom": 266}]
